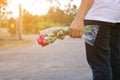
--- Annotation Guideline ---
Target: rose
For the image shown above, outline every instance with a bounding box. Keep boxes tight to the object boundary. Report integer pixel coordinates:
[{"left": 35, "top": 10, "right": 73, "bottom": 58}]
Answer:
[
  {"left": 37, "top": 34, "right": 49, "bottom": 47},
  {"left": 37, "top": 27, "right": 69, "bottom": 47}
]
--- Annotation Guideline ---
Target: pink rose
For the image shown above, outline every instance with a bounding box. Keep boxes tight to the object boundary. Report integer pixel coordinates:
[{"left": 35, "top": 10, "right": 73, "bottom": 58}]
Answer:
[
  {"left": 37, "top": 34, "right": 49, "bottom": 47},
  {"left": 41, "top": 39, "right": 49, "bottom": 47},
  {"left": 37, "top": 28, "right": 69, "bottom": 47},
  {"left": 39, "top": 34, "right": 46, "bottom": 40},
  {"left": 37, "top": 38, "right": 42, "bottom": 45}
]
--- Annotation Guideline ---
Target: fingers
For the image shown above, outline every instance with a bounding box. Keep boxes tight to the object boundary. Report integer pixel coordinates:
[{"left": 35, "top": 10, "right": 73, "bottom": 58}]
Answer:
[
  {"left": 76, "top": 30, "right": 81, "bottom": 37},
  {"left": 79, "top": 30, "right": 83, "bottom": 38},
  {"left": 69, "top": 28, "right": 83, "bottom": 38},
  {"left": 69, "top": 19, "right": 84, "bottom": 38},
  {"left": 71, "top": 29, "right": 76, "bottom": 38}
]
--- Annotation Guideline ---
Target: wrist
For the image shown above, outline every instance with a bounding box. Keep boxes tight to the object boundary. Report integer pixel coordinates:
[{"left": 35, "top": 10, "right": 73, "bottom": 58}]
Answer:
[{"left": 75, "top": 14, "right": 85, "bottom": 22}]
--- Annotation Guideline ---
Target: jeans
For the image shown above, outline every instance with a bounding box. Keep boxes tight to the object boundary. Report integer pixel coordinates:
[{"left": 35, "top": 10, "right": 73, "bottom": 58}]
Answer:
[{"left": 84, "top": 20, "right": 120, "bottom": 80}]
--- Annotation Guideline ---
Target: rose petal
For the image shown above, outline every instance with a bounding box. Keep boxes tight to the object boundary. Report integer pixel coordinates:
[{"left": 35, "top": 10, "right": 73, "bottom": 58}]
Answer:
[
  {"left": 37, "top": 38, "right": 42, "bottom": 44},
  {"left": 39, "top": 34, "right": 46, "bottom": 40},
  {"left": 41, "top": 39, "right": 49, "bottom": 47}
]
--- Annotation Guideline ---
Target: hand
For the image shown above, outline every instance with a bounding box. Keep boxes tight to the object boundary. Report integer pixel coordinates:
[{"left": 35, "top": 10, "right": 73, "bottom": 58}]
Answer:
[{"left": 69, "top": 19, "right": 84, "bottom": 38}]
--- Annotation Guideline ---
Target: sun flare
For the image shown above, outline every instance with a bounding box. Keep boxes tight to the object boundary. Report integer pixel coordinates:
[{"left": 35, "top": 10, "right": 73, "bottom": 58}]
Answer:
[
  {"left": 7, "top": 0, "right": 50, "bottom": 18},
  {"left": 6, "top": 0, "right": 81, "bottom": 18}
]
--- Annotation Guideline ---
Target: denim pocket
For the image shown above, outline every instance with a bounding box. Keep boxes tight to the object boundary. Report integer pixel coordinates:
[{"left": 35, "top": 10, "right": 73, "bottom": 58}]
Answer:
[{"left": 84, "top": 25, "right": 100, "bottom": 46}]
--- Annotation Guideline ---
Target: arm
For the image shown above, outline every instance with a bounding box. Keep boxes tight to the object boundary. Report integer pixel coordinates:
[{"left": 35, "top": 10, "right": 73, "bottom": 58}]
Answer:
[{"left": 69, "top": 0, "right": 94, "bottom": 38}]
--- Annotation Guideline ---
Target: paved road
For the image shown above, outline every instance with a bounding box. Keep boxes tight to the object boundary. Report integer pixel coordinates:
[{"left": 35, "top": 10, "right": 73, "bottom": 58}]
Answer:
[{"left": 0, "top": 27, "right": 92, "bottom": 80}]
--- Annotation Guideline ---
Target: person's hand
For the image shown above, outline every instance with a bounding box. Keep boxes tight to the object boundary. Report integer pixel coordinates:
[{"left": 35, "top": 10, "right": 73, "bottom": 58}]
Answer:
[{"left": 69, "top": 19, "right": 84, "bottom": 38}]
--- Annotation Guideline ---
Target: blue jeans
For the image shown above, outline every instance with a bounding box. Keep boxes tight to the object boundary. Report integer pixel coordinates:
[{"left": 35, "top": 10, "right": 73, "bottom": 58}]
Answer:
[{"left": 85, "top": 20, "right": 120, "bottom": 80}]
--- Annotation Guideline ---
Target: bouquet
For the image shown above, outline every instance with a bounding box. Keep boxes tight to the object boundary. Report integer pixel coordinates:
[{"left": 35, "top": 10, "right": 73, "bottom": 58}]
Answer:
[
  {"left": 37, "top": 27, "right": 69, "bottom": 47},
  {"left": 37, "top": 25, "right": 99, "bottom": 47}
]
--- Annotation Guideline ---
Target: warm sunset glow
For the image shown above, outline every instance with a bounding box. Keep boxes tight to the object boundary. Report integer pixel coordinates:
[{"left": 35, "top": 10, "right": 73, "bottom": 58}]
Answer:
[
  {"left": 6, "top": 0, "right": 81, "bottom": 18},
  {"left": 7, "top": 0, "right": 50, "bottom": 18}
]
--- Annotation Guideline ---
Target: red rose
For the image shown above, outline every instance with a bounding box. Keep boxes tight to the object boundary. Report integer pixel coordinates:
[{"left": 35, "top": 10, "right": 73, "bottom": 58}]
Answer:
[
  {"left": 37, "top": 34, "right": 49, "bottom": 47},
  {"left": 37, "top": 38, "right": 42, "bottom": 45},
  {"left": 39, "top": 34, "right": 46, "bottom": 40},
  {"left": 41, "top": 39, "right": 49, "bottom": 47},
  {"left": 37, "top": 27, "right": 69, "bottom": 47}
]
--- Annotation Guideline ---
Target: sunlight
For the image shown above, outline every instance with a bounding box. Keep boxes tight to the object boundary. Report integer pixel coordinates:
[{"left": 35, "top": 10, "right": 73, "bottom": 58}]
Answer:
[
  {"left": 7, "top": 0, "right": 81, "bottom": 18},
  {"left": 7, "top": 0, "right": 50, "bottom": 18},
  {"left": 20, "top": 0, "right": 50, "bottom": 15}
]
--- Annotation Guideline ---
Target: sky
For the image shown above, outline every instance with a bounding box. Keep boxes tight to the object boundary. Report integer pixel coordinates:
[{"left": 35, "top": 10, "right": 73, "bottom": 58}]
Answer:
[{"left": 6, "top": 0, "right": 81, "bottom": 18}]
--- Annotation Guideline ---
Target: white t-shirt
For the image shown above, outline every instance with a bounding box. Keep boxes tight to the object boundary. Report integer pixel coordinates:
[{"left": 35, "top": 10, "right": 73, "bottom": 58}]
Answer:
[{"left": 85, "top": 0, "right": 120, "bottom": 23}]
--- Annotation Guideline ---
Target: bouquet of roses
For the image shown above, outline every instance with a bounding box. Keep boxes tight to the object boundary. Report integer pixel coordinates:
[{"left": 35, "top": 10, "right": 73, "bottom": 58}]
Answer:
[
  {"left": 37, "top": 25, "right": 100, "bottom": 47},
  {"left": 37, "top": 27, "right": 69, "bottom": 47}
]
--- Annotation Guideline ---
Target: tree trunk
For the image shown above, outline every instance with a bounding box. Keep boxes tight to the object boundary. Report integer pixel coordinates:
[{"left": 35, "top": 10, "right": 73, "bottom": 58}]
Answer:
[{"left": 16, "top": 4, "right": 23, "bottom": 40}]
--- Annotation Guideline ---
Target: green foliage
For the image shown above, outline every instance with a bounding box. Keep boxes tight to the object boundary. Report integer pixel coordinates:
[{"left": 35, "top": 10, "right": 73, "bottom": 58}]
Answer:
[
  {"left": 0, "top": 19, "right": 9, "bottom": 28},
  {"left": 8, "top": 18, "right": 16, "bottom": 35},
  {"left": 46, "top": 8, "right": 67, "bottom": 25},
  {"left": 0, "top": 0, "right": 7, "bottom": 6},
  {"left": 45, "top": 28, "right": 69, "bottom": 44},
  {"left": 37, "top": 21, "right": 60, "bottom": 30},
  {"left": 22, "top": 4, "right": 77, "bottom": 34},
  {"left": 0, "top": 0, "right": 8, "bottom": 16},
  {"left": 22, "top": 10, "right": 61, "bottom": 34},
  {"left": 4, "top": 0, "right": 77, "bottom": 35}
]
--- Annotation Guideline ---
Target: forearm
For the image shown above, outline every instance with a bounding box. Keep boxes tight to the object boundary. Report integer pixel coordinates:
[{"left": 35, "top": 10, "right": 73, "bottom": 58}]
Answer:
[{"left": 75, "top": 0, "right": 94, "bottom": 21}]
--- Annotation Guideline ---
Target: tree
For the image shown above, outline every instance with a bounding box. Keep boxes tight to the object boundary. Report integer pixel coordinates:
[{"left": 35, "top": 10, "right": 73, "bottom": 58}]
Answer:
[
  {"left": 0, "top": 0, "right": 7, "bottom": 16},
  {"left": 23, "top": 9, "right": 41, "bottom": 34},
  {"left": 15, "top": 4, "right": 23, "bottom": 40},
  {"left": 47, "top": 0, "right": 60, "bottom": 9},
  {"left": 0, "top": 0, "right": 7, "bottom": 5},
  {"left": 0, "top": 0, "right": 7, "bottom": 28},
  {"left": 46, "top": 0, "right": 77, "bottom": 26}
]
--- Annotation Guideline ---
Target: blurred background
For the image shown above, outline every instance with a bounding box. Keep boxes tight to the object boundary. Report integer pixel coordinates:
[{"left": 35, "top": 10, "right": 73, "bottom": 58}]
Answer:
[{"left": 0, "top": 0, "right": 81, "bottom": 50}]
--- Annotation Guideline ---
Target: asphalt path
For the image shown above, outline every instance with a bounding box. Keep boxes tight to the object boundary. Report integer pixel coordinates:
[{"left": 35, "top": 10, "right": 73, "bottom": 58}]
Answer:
[{"left": 0, "top": 27, "right": 93, "bottom": 80}]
